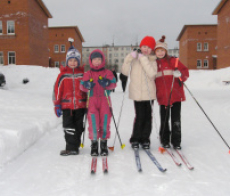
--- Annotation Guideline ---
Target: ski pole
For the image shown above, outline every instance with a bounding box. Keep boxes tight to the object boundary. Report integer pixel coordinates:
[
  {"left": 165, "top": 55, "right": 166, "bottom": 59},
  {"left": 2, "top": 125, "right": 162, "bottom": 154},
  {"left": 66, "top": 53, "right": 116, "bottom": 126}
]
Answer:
[
  {"left": 182, "top": 81, "right": 230, "bottom": 153},
  {"left": 80, "top": 78, "right": 93, "bottom": 148},
  {"left": 99, "top": 76, "right": 125, "bottom": 149}
]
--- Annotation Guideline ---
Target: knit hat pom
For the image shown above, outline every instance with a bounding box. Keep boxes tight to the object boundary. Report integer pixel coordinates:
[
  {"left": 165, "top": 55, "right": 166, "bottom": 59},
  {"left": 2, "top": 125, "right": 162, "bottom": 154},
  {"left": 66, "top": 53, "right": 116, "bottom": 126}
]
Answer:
[{"left": 160, "top": 35, "right": 166, "bottom": 43}]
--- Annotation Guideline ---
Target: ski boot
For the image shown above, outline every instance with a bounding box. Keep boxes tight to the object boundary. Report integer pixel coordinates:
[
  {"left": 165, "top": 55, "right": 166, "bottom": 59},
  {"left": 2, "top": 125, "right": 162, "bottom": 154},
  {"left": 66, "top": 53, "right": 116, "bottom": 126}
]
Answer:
[
  {"left": 91, "top": 140, "right": 99, "bottom": 156},
  {"left": 162, "top": 143, "right": 171, "bottom": 149},
  {"left": 131, "top": 141, "right": 139, "bottom": 149},
  {"left": 60, "top": 149, "right": 79, "bottom": 156},
  {"left": 100, "top": 140, "right": 108, "bottom": 156},
  {"left": 141, "top": 142, "right": 150, "bottom": 149},
  {"left": 173, "top": 145, "right": 181, "bottom": 150}
]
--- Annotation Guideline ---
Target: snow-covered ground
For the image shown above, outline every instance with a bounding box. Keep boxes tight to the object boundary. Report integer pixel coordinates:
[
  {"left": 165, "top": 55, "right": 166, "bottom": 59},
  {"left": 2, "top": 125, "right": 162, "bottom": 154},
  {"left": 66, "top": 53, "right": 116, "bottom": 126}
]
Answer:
[{"left": 0, "top": 65, "right": 230, "bottom": 196}]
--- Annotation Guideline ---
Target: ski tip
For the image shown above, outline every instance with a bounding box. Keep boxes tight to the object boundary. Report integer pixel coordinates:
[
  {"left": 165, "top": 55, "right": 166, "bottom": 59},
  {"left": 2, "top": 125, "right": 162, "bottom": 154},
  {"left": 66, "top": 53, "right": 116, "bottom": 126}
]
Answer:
[
  {"left": 158, "top": 147, "right": 166, "bottom": 154},
  {"left": 108, "top": 146, "right": 114, "bottom": 151},
  {"left": 229, "top": 149, "right": 230, "bottom": 154},
  {"left": 121, "top": 144, "right": 126, "bottom": 149}
]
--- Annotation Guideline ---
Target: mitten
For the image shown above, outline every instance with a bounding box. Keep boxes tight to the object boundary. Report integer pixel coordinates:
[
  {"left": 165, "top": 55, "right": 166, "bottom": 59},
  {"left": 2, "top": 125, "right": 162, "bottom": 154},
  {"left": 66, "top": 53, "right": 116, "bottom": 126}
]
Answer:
[
  {"left": 83, "top": 79, "right": 95, "bottom": 89},
  {"left": 98, "top": 76, "right": 111, "bottom": 88},
  {"left": 54, "top": 105, "right": 62, "bottom": 117},
  {"left": 173, "top": 70, "right": 182, "bottom": 78},
  {"left": 130, "top": 51, "right": 137, "bottom": 58}
]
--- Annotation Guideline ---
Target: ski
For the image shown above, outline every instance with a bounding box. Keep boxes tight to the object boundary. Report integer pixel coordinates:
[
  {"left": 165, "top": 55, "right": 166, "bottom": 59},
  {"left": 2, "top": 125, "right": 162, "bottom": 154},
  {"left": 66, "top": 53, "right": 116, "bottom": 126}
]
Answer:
[
  {"left": 175, "top": 149, "right": 194, "bottom": 170},
  {"left": 134, "top": 148, "right": 142, "bottom": 172},
  {"left": 165, "top": 148, "right": 182, "bottom": 166},
  {"left": 144, "top": 149, "right": 167, "bottom": 172},
  {"left": 91, "top": 157, "right": 97, "bottom": 174},
  {"left": 102, "top": 156, "right": 108, "bottom": 173}
]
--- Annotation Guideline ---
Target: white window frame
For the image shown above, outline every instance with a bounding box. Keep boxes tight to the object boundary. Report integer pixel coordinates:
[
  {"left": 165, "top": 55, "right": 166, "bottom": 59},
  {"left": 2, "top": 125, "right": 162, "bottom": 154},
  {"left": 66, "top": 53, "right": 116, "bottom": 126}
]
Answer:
[
  {"left": 0, "top": 52, "right": 3, "bottom": 65},
  {"left": 197, "top": 59, "right": 202, "bottom": 68},
  {"left": 197, "top": 43, "right": 202, "bottom": 51},
  {"left": 203, "top": 59, "right": 209, "bottom": 68},
  {"left": 204, "top": 43, "right": 209, "bottom": 51},
  {"left": 8, "top": 51, "right": 16, "bottom": 65},
  {"left": 54, "top": 45, "right": 59, "bottom": 53},
  {"left": 60, "top": 45, "right": 66, "bottom": 53},
  {"left": 54, "top": 61, "right": 59, "bottom": 67},
  {"left": 7, "top": 20, "right": 15, "bottom": 34},
  {"left": 0, "top": 21, "right": 2, "bottom": 34}
]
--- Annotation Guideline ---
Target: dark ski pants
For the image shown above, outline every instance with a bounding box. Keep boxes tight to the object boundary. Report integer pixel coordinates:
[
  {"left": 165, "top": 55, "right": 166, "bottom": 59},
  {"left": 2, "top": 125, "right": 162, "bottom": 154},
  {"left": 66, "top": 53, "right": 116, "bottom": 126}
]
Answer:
[
  {"left": 159, "top": 102, "right": 181, "bottom": 147},
  {"left": 62, "top": 109, "right": 85, "bottom": 150},
  {"left": 130, "top": 100, "right": 153, "bottom": 144}
]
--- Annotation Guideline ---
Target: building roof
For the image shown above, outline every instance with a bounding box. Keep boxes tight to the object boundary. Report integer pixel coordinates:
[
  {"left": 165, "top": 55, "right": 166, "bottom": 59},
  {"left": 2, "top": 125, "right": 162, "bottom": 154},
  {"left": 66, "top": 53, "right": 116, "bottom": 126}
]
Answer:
[
  {"left": 176, "top": 24, "right": 217, "bottom": 41},
  {"left": 49, "top": 26, "right": 85, "bottom": 42},
  {"left": 212, "top": 0, "right": 228, "bottom": 15},
  {"left": 36, "top": 0, "right": 52, "bottom": 18}
]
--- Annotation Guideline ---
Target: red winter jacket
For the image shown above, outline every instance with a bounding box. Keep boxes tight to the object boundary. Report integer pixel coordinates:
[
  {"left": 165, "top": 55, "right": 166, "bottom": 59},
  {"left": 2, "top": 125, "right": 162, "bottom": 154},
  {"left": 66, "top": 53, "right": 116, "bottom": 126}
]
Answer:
[
  {"left": 155, "top": 56, "right": 189, "bottom": 106},
  {"left": 53, "top": 65, "right": 87, "bottom": 110}
]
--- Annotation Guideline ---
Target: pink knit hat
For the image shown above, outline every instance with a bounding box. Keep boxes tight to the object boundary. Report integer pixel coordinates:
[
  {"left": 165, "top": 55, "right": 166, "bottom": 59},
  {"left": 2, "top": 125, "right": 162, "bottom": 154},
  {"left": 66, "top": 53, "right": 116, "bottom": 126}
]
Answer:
[{"left": 139, "top": 36, "right": 156, "bottom": 50}]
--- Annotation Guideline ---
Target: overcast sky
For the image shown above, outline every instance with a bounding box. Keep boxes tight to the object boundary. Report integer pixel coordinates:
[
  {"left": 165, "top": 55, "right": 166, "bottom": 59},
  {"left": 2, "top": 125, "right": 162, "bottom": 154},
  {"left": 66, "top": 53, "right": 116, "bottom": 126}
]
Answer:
[{"left": 43, "top": 0, "right": 220, "bottom": 49}]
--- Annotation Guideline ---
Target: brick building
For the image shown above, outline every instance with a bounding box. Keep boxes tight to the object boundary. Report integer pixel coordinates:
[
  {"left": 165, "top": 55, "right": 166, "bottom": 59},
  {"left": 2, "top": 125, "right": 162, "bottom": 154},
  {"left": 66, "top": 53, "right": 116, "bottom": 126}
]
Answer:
[
  {"left": 48, "top": 26, "right": 85, "bottom": 67},
  {"left": 0, "top": 0, "right": 52, "bottom": 66},
  {"left": 177, "top": 25, "right": 217, "bottom": 69},
  {"left": 212, "top": 0, "right": 230, "bottom": 69}
]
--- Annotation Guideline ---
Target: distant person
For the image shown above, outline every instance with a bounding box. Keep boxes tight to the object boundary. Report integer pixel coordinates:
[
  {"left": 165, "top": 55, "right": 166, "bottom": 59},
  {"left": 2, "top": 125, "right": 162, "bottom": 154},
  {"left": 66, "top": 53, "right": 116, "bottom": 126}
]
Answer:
[
  {"left": 80, "top": 49, "right": 116, "bottom": 156},
  {"left": 119, "top": 73, "right": 127, "bottom": 92},
  {"left": 53, "top": 43, "right": 86, "bottom": 156},
  {"left": 154, "top": 36, "right": 189, "bottom": 149},
  {"left": 111, "top": 67, "right": 118, "bottom": 92},
  {"left": 121, "top": 36, "right": 157, "bottom": 149}
]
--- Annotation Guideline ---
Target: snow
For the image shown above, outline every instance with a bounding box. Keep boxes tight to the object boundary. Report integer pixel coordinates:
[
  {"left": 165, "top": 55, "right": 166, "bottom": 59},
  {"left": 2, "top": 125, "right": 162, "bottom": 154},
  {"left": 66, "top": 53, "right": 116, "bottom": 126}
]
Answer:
[{"left": 0, "top": 65, "right": 230, "bottom": 196}]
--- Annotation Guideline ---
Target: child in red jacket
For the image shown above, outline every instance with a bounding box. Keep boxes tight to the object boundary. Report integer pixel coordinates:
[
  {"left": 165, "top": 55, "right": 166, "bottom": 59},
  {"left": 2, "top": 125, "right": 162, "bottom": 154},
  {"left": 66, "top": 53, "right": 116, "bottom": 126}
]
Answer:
[
  {"left": 154, "top": 36, "right": 189, "bottom": 149},
  {"left": 80, "top": 49, "right": 116, "bottom": 156},
  {"left": 53, "top": 42, "right": 86, "bottom": 156}
]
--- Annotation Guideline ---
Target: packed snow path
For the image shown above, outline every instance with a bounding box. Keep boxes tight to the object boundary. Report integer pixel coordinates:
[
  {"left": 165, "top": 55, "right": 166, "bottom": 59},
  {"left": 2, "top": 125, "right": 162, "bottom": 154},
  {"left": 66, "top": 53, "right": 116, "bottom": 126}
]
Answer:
[{"left": 0, "top": 66, "right": 230, "bottom": 196}]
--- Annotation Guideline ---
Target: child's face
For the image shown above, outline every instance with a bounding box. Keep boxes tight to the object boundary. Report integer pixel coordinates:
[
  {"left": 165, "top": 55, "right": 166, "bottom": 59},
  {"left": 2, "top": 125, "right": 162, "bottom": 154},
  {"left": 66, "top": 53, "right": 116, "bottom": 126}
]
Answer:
[
  {"left": 92, "top": 58, "right": 102, "bottom": 67},
  {"left": 155, "top": 48, "right": 166, "bottom": 59},
  {"left": 140, "top": 45, "right": 152, "bottom": 55},
  {"left": 68, "top": 58, "right": 78, "bottom": 68}
]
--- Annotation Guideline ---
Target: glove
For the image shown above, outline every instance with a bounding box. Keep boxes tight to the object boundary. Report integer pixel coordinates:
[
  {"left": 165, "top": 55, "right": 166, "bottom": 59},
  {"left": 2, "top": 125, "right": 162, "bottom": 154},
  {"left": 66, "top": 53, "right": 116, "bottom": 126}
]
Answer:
[
  {"left": 98, "top": 76, "right": 111, "bottom": 88},
  {"left": 130, "top": 51, "right": 137, "bottom": 58},
  {"left": 83, "top": 80, "right": 95, "bottom": 89},
  {"left": 138, "top": 53, "right": 143, "bottom": 59},
  {"left": 173, "top": 70, "right": 182, "bottom": 78},
  {"left": 54, "top": 105, "right": 62, "bottom": 117}
]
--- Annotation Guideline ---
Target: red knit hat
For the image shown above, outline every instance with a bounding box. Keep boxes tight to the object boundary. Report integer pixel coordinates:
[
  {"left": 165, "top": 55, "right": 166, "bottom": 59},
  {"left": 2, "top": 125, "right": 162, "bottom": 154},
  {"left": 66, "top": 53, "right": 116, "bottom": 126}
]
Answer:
[{"left": 139, "top": 36, "right": 156, "bottom": 50}]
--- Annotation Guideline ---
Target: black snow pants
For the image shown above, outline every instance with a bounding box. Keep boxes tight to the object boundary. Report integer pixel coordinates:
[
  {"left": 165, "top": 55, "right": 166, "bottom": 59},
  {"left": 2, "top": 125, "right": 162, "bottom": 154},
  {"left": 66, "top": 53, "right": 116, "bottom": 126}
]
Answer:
[
  {"left": 62, "top": 109, "right": 85, "bottom": 150},
  {"left": 130, "top": 100, "right": 153, "bottom": 144},
  {"left": 159, "top": 102, "right": 181, "bottom": 147}
]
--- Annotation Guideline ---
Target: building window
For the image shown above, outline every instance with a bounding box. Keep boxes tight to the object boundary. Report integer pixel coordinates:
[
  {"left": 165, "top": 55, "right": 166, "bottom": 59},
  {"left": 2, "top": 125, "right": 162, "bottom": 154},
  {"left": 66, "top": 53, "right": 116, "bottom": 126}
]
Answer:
[
  {"left": 0, "top": 52, "right": 3, "bottom": 65},
  {"left": 114, "top": 53, "right": 118, "bottom": 57},
  {"left": 55, "top": 61, "right": 59, "bottom": 67},
  {"left": 197, "top": 59, "right": 202, "bottom": 68},
  {"left": 126, "top": 47, "right": 131, "bottom": 51},
  {"left": 7, "top": 21, "right": 15, "bottom": 34},
  {"left": 0, "top": 21, "right": 2, "bottom": 34},
  {"left": 8, "top": 52, "right": 16, "bottom": 64},
  {"left": 61, "top": 61, "right": 65, "bottom": 66},
  {"left": 54, "top": 45, "right": 59, "bottom": 53},
  {"left": 203, "top": 59, "right": 209, "bottom": 68},
  {"left": 60, "top": 45, "right": 66, "bottom": 53},
  {"left": 109, "top": 54, "right": 112, "bottom": 58},
  {"left": 197, "top": 43, "right": 202, "bottom": 51},
  {"left": 204, "top": 43, "right": 209, "bottom": 51}
]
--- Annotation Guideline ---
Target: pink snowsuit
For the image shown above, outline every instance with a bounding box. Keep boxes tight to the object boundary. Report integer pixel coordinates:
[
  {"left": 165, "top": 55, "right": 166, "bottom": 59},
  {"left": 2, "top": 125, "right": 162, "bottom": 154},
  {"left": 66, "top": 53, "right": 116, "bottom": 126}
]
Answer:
[{"left": 80, "top": 49, "right": 116, "bottom": 140}]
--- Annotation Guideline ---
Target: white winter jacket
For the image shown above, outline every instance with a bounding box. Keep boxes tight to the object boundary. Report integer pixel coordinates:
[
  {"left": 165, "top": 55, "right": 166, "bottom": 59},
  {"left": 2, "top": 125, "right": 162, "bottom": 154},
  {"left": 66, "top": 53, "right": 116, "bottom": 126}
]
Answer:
[{"left": 121, "top": 53, "right": 157, "bottom": 101}]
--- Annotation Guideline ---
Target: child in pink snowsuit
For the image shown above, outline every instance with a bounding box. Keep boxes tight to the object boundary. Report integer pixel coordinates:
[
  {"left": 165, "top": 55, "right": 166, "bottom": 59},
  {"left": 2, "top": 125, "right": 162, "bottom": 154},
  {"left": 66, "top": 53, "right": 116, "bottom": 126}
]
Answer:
[{"left": 80, "top": 49, "right": 116, "bottom": 156}]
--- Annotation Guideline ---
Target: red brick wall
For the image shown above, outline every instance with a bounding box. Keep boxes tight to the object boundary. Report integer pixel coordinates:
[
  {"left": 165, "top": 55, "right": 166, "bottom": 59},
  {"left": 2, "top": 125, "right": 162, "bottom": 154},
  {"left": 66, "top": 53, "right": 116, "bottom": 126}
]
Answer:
[
  {"left": 179, "top": 25, "right": 217, "bottom": 69},
  {"left": 216, "top": 0, "right": 230, "bottom": 68},
  {"left": 48, "top": 27, "right": 83, "bottom": 67},
  {"left": 0, "top": 0, "right": 49, "bottom": 66}
]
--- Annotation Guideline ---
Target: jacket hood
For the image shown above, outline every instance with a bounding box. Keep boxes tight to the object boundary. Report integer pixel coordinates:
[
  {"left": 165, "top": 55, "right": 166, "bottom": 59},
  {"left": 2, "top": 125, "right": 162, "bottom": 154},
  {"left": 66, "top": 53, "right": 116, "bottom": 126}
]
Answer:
[
  {"left": 89, "top": 49, "right": 105, "bottom": 70},
  {"left": 59, "top": 65, "right": 84, "bottom": 73}
]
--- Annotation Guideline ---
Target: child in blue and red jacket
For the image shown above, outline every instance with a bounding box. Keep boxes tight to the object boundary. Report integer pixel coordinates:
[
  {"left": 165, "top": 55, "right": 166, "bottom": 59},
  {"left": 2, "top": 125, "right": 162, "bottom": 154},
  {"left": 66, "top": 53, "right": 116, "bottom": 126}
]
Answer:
[
  {"left": 53, "top": 44, "right": 86, "bottom": 156},
  {"left": 154, "top": 36, "right": 189, "bottom": 149}
]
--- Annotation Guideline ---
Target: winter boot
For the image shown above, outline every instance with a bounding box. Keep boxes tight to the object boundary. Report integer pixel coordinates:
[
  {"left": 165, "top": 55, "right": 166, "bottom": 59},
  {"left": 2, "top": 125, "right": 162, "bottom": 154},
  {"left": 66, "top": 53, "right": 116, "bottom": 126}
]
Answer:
[
  {"left": 91, "top": 140, "right": 99, "bottom": 156},
  {"left": 131, "top": 141, "right": 139, "bottom": 149},
  {"left": 60, "top": 149, "right": 79, "bottom": 156},
  {"left": 100, "top": 140, "right": 108, "bottom": 156}
]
